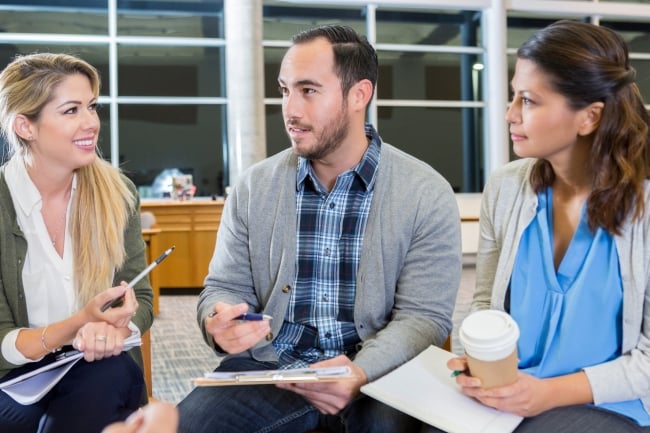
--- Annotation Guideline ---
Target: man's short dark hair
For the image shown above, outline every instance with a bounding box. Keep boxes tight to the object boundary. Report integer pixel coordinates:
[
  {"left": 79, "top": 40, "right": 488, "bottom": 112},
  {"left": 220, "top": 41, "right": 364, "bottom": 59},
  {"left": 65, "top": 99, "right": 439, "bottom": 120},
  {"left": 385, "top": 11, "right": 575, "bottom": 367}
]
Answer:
[{"left": 292, "top": 25, "right": 378, "bottom": 99}]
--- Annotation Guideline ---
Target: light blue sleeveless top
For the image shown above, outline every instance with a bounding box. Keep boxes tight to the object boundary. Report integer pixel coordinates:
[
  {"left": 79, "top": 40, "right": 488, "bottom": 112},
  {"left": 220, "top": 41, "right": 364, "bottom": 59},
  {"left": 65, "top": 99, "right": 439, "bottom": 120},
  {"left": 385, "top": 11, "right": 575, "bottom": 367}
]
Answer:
[{"left": 510, "top": 188, "right": 650, "bottom": 425}]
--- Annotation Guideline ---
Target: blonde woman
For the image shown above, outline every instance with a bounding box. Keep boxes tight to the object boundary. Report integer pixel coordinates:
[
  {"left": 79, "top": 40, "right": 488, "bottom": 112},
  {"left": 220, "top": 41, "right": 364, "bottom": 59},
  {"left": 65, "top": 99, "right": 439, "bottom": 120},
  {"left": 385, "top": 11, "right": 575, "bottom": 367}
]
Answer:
[{"left": 0, "top": 53, "right": 153, "bottom": 433}]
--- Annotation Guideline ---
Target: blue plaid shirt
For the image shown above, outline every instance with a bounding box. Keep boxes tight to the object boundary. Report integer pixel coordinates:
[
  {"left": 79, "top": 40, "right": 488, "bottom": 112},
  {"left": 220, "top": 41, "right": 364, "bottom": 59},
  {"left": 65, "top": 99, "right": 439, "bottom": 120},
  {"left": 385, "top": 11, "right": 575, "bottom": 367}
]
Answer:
[{"left": 273, "top": 125, "right": 381, "bottom": 368}]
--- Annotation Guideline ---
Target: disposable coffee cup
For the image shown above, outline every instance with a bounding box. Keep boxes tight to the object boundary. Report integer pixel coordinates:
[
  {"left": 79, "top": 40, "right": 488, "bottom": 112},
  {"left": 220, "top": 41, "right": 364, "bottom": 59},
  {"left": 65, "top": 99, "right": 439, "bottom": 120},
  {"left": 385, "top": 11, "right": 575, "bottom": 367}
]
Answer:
[{"left": 458, "top": 310, "right": 520, "bottom": 388}]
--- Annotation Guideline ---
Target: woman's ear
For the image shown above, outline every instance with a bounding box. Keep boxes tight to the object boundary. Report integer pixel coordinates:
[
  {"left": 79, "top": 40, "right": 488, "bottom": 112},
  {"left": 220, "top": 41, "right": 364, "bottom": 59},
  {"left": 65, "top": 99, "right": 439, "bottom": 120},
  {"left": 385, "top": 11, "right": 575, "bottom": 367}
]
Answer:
[
  {"left": 13, "top": 114, "right": 34, "bottom": 141},
  {"left": 577, "top": 101, "right": 604, "bottom": 136}
]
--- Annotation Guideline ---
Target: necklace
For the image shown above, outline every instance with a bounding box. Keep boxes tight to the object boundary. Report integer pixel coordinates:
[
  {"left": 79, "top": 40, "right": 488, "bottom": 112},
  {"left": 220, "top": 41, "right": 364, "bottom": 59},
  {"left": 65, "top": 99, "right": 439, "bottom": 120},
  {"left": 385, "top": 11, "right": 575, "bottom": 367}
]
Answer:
[
  {"left": 48, "top": 210, "right": 67, "bottom": 246},
  {"left": 45, "top": 188, "right": 71, "bottom": 247}
]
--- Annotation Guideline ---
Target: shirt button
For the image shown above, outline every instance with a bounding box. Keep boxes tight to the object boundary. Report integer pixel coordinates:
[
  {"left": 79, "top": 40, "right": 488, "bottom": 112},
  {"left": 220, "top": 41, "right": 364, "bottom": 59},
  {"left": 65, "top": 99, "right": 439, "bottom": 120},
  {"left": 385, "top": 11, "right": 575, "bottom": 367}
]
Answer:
[
  {"left": 322, "top": 294, "right": 328, "bottom": 301},
  {"left": 325, "top": 332, "right": 332, "bottom": 338},
  {"left": 282, "top": 285, "right": 291, "bottom": 293},
  {"left": 265, "top": 332, "right": 273, "bottom": 341},
  {"left": 329, "top": 202, "right": 335, "bottom": 209},
  {"left": 324, "top": 248, "right": 330, "bottom": 256}
]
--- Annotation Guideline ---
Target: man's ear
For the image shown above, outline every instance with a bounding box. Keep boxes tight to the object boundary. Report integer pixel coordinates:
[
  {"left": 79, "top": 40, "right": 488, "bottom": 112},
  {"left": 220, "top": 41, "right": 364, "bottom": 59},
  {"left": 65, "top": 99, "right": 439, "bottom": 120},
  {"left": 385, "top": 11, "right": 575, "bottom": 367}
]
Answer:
[
  {"left": 13, "top": 114, "right": 34, "bottom": 141},
  {"left": 578, "top": 101, "right": 604, "bottom": 136},
  {"left": 348, "top": 79, "right": 374, "bottom": 113}
]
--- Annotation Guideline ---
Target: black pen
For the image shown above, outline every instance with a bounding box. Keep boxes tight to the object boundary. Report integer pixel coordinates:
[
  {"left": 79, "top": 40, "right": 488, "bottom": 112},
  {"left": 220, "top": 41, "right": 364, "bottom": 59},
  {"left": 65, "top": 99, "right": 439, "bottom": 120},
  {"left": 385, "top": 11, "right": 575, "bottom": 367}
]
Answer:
[{"left": 101, "top": 245, "right": 175, "bottom": 312}]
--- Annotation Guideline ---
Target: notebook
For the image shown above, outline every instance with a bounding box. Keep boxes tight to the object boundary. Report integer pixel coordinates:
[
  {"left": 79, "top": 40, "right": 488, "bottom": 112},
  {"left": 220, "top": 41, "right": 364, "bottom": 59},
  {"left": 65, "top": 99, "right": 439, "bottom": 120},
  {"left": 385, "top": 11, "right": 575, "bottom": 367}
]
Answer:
[{"left": 361, "top": 345, "right": 523, "bottom": 433}]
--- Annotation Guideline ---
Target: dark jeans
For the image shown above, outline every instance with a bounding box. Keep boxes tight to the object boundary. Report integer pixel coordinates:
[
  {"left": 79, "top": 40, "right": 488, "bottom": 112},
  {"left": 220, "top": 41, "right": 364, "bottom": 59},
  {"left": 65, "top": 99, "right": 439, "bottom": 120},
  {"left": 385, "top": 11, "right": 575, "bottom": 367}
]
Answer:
[
  {"left": 421, "top": 404, "right": 650, "bottom": 433},
  {"left": 177, "top": 357, "right": 422, "bottom": 433},
  {"left": 0, "top": 351, "right": 144, "bottom": 433}
]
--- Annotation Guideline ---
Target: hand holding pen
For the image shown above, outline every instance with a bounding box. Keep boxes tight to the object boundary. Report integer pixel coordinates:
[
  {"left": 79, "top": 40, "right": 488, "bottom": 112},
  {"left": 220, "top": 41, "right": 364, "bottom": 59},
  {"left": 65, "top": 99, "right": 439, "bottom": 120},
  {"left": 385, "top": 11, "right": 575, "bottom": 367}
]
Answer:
[
  {"left": 205, "top": 302, "right": 272, "bottom": 354},
  {"left": 101, "top": 246, "right": 175, "bottom": 312}
]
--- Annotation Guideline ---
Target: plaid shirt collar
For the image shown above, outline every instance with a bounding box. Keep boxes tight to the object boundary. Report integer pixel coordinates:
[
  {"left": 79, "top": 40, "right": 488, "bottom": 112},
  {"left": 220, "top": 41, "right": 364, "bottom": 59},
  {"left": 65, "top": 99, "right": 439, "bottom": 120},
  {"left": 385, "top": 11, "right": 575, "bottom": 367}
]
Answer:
[{"left": 296, "top": 123, "right": 381, "bottom": 193}]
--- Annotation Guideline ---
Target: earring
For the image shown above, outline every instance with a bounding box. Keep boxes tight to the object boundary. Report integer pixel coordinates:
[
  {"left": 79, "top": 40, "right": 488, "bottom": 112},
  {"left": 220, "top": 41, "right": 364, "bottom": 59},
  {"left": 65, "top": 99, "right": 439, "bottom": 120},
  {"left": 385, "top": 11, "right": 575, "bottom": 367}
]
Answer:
[{"left": 27, "top": 136, "right": 33, "bottom": 140}]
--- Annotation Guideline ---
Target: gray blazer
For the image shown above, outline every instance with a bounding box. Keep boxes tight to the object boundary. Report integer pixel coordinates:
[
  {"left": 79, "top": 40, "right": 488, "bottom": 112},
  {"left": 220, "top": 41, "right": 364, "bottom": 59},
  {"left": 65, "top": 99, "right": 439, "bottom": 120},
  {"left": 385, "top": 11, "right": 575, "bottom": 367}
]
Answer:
[
  {"left": 198, "top": 141, "right": 462, "bottom": 381},
  {"left": 475, "top": 158, "right": 650, "bottom": 411}
]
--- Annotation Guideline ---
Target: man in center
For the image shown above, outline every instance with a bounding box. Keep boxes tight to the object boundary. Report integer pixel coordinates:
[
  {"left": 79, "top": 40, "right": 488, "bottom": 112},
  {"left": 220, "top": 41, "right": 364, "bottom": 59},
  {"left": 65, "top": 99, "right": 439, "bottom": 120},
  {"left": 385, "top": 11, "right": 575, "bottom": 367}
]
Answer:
[{"left": 178, "top": 24, "right": 461, "bottom": 433}]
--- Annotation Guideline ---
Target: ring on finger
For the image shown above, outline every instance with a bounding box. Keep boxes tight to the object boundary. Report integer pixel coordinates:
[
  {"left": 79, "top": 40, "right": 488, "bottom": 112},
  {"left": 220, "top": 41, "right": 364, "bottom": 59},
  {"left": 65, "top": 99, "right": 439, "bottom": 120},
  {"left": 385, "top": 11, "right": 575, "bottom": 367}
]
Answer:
[{"left": 95, "top": 335, "right": 107, "bottom": 342}]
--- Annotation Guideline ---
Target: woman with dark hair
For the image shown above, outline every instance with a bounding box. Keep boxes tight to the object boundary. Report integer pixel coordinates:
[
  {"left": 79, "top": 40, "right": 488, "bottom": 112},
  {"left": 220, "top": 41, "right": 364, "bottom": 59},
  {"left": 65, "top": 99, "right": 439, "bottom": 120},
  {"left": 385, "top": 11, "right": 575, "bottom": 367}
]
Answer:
[
  {"left": 0, "top": 52, "right": 153, "bottom": 433},
  {"left": 440, "top": 20, "right": 650, "bottom": 433}
]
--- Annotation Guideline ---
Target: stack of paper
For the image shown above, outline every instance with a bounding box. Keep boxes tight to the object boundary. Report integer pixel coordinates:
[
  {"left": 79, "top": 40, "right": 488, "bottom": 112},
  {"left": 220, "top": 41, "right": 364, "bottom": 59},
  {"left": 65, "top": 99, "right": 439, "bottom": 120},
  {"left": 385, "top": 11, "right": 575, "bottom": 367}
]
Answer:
[{"left": 361, "top": 345, "right": 523, "bottom": 433}]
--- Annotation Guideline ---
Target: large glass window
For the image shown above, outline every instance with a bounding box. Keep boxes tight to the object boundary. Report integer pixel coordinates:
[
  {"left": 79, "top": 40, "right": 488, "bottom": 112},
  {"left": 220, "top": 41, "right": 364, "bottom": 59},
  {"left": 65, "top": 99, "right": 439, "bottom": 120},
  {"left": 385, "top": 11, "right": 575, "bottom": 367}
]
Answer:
[
  {"left": 2, "top": 1, "right": 650, "bottom": 195},
  {"left": 117, "top": 1, "right": 222, "bottom": 38},
  {"left": 0, "top": 1, "right": 108, "bottom": 35},
  {"left": 119, "top": 104, "right": 224, "bottom": 198},
  {"left": 117, "top": 46, "right": 223, "bottom": 97}
]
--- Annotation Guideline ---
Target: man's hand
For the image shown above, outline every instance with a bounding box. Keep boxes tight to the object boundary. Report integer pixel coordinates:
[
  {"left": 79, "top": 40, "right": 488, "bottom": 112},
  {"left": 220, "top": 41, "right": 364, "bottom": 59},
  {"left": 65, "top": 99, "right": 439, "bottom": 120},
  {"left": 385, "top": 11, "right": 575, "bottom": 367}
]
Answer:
[
  {"left": 276, "top": 355, "right": 367, "bottom": 414},
  {"left": 205, "top": 302, "right": 271, "bottom": 353}
]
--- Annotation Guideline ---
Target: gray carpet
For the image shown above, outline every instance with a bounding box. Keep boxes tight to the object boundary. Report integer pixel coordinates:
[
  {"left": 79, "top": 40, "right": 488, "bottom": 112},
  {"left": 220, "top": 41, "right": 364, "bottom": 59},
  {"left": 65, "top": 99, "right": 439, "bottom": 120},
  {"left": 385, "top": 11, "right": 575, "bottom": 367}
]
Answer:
[{"left": 150, "top": 255, "right": 476, "bottom": 404}]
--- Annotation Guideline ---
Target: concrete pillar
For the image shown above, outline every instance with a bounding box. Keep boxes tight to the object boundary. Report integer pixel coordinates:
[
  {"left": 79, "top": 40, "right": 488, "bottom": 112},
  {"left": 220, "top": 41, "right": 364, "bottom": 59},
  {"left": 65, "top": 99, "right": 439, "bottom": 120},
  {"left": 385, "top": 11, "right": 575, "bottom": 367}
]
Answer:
[{"left": 224, "top": 0, "right": 266, "bottom": 187}]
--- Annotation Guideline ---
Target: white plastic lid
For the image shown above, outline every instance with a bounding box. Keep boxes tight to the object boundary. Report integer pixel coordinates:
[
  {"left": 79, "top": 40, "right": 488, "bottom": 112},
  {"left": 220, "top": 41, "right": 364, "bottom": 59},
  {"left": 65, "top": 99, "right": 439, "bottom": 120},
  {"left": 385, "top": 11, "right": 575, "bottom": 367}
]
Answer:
[{"left": 459, "top": 310, "right": 519, "bottom": 361}]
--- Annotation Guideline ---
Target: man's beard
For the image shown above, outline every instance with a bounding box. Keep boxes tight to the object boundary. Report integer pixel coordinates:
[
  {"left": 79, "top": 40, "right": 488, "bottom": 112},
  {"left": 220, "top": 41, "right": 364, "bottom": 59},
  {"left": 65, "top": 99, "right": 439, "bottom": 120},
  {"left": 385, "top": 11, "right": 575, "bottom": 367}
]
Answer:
[{"left": 289, "top": 105, "right": 349, "bottom": 161}]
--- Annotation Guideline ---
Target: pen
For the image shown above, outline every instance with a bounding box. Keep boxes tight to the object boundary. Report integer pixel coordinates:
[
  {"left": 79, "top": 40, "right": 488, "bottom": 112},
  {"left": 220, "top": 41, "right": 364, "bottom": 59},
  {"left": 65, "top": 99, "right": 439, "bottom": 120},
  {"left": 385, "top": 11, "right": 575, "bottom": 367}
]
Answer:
[
  {"left": 450, "top": 369, "right": 467, "bottom": 378},
  {"left": 100, "top": 245, "right": 176, "bottom": 312},
  {"left": 56, "top": 349, "right": 81, "bottom": 361},
  {"left": 207, "top": 312, "right": 273, "bottom": 321}
]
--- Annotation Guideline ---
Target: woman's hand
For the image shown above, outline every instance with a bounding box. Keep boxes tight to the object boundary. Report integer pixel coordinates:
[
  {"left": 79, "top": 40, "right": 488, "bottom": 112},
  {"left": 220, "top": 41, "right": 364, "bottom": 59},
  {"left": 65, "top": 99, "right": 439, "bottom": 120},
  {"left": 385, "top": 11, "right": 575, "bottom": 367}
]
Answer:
[
  {"left": 84, "top": 283, "right": 139, "bottom": 328},
  {"left": 72, "top": 321, "right": 131, "bottom": 362},
  {"left": 447, "top": 356, "right": 591, "bottom": 417}
]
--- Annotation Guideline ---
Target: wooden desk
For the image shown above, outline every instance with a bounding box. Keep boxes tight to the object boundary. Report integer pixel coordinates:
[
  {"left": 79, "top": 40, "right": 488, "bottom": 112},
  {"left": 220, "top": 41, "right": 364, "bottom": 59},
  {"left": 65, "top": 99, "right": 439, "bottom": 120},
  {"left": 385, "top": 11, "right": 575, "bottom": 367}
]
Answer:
[
  {"left": 142, "top": 228, "right": 161, "bottom": 316},
  {"left": 141, "top": 200, "right": 223, "bottom": 289}
]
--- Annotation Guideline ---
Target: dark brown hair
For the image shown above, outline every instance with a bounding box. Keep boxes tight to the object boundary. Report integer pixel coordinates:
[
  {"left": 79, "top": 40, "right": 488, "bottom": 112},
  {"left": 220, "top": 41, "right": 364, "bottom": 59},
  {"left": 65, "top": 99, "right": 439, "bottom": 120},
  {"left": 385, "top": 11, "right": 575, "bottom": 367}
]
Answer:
[
  {"left": 292, "top": 25, "right": 378, "bottom": 106},
  {"left": 518, "top": 20, "right": 650, "bottom": 234}
]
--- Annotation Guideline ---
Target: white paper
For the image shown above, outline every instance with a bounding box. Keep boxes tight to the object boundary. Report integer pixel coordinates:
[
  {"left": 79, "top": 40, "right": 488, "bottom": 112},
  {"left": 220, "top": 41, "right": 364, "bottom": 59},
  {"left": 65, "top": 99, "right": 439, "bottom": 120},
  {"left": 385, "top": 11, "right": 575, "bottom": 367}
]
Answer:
[
  {"left": 0, "top": 334, "right": 142, "bottom": 405},
  {"left": 361, "top": 345, "right": 523, "bottom": 433}
]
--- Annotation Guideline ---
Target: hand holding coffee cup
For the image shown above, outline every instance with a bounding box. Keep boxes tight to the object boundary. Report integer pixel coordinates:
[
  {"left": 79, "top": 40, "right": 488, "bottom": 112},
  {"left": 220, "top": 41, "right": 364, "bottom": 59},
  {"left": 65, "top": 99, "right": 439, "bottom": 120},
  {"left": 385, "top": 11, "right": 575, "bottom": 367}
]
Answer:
[{"left": 458, "top": 310, "right": 520, "bottom": 389}]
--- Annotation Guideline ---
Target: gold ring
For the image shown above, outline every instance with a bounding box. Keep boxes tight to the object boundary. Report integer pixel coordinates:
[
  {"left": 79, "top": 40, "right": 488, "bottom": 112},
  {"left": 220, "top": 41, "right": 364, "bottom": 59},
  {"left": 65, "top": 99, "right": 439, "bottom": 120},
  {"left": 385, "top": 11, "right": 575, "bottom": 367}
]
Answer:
[{"left": 95, "top": 335, "right": 107, "bottom": 342}]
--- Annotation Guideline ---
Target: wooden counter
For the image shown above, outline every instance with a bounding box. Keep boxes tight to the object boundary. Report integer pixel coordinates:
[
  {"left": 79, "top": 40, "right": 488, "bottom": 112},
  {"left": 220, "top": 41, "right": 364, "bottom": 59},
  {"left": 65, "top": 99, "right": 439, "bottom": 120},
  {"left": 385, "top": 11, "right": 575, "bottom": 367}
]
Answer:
[{"left": 141, "top": 199, "right": 224, "bottom": 289}]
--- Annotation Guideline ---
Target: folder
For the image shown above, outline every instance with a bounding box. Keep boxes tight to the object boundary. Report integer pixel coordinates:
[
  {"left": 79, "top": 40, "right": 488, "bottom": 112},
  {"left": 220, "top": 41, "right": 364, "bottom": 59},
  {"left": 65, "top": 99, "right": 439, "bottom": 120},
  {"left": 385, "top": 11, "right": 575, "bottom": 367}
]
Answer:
[
  {"left": 193, "top": 365, "right": 356, "bottom": 386},
  {"left": 361, "top": 345, "right": 523, "bottom": 433},
  {"left": 0, "top": 334, "right": 142, "bottom": 405}
]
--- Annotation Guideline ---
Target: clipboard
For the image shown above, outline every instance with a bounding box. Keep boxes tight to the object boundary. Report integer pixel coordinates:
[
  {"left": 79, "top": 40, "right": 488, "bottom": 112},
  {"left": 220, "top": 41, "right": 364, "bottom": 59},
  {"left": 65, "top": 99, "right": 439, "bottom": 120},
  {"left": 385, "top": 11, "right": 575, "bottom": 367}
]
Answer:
[{"left": 192, "top": 366, "right": 356, "bottom": 386}]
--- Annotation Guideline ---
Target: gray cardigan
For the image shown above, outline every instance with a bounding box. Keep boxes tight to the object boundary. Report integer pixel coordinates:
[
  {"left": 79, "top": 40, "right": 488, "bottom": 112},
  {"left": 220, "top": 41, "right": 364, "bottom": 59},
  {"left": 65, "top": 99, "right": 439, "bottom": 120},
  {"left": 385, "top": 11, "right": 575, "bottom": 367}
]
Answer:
[
  {"left": 198, "top": 141, "right": 462, "bottom": 381},
  {"left": 0, "top": 168, "right": 153, "bottom": 379},
  {"left": 475, "top": 158, "right": 650, "bottom": 411}
]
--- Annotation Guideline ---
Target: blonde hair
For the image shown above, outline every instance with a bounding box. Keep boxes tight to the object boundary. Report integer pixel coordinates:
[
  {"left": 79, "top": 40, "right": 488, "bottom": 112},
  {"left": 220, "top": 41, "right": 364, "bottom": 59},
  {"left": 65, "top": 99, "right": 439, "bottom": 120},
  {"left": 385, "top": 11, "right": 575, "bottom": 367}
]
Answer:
[{"left": 0, "top": 52, "right": 136, "bottom": 306}]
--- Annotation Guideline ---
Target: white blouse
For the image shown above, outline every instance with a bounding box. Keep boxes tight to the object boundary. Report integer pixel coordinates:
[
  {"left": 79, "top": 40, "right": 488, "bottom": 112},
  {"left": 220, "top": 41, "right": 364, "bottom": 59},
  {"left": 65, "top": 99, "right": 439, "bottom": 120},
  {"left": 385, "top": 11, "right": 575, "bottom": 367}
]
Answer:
[{"left": 1, "top": 155, "right": 76, "bottom": 364}]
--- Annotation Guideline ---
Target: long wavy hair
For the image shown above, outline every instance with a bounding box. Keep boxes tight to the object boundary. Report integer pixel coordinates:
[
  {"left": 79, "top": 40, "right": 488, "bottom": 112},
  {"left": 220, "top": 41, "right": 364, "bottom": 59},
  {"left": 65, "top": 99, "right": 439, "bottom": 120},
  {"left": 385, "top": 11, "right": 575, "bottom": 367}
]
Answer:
[
  {"left": 0, "top": 52, "right": 136, "bottom": 306},
  {"left": 518, "top": 20, "right": 650, "bottom": 235}
]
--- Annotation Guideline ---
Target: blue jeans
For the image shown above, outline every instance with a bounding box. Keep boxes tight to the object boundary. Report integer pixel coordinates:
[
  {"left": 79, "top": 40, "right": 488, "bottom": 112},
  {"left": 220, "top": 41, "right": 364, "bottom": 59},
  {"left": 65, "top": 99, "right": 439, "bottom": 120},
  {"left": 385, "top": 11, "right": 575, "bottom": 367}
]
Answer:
[
  {"left": 421, "top": 405, "right": 650, "bottom": 433},
  {"left": 177, "top": 358, "right": 421, "bottom": 433},
  {"left": 0, "top": 351, "right": 144, "bottom": 433}
]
